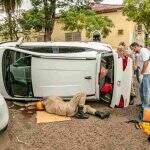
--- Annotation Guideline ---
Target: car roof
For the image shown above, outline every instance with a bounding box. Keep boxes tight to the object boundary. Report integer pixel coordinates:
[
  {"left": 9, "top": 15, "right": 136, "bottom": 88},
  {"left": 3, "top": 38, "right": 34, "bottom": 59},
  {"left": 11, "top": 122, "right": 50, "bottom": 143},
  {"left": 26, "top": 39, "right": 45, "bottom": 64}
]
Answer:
[{"left": 0, "top": 41, "right": 112, "bottom": 52}]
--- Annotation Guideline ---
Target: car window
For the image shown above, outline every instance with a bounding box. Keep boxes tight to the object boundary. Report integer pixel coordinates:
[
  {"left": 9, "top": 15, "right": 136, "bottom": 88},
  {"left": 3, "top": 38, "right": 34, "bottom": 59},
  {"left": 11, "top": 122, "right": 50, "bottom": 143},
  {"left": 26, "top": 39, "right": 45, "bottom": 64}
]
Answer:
[
  {"left": 58, "top": 47, "right": 86, "bottom": 53},
  {"left": 15, "top": 58, "right": 25, "bottom": 66},
  {"left": 15, "top": 56, "right": 31, "bottom": 67},
  {"left": 20, "top": 46, "right": 53, "bottom": 53},
  {"left": 19, "top": 46, "right": 92, "bottom": 53}
]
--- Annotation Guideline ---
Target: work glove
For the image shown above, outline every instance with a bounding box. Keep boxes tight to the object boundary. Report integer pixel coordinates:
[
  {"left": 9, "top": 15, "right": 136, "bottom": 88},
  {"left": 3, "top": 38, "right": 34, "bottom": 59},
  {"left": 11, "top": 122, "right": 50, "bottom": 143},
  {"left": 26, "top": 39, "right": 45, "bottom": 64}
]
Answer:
[{"left": 139, "top": 74, "right": 143, "bottom": 84}]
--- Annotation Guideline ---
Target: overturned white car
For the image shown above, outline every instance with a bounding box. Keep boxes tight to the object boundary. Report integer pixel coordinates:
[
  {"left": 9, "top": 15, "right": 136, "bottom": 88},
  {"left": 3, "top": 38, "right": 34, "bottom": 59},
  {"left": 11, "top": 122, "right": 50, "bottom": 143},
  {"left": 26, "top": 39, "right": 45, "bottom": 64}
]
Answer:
[{"left": 0, "top": 42, "right": 132, "bottom": 108}]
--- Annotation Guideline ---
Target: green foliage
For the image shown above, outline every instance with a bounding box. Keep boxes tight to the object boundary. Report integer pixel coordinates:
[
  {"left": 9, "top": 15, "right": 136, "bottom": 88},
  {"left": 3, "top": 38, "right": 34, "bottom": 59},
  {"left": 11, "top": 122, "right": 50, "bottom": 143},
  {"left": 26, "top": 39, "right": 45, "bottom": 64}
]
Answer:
[
  {"left": 0, "top": 0, "right": 22, "bottom": 13},
  {"left": 0, "top": 17, "right": 19, "bottom": 40},
  {"left": 145, "top": 38, "right": 150, "bottom": 46},
  {"left": 18, "top": 9, "right": 44, "bottom": 32},
  {"left": 19, "top": 0, "right": 57, "bottom": 41},
  {"left": 0, "top": 0, "right": 22, "bottom": 40},
  {"left": 123, "top": 0, "right": 150, "bottom": 44},
  {"left": 60, "top": 7, "right": 114, "bottom": 38},
  {"left": 18, "top": 0, "right": 104, "bottom": 41}
]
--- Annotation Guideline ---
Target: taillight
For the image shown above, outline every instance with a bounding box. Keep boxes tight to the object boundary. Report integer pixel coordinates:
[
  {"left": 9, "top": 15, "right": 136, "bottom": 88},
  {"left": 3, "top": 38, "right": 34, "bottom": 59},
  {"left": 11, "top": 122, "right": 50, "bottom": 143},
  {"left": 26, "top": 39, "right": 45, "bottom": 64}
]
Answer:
[
  {"left": 116, "top": 95, "right": 124, "bottom": 108},
  {"left": 122, "top": 56, "right": 128, "bottom": 71}
]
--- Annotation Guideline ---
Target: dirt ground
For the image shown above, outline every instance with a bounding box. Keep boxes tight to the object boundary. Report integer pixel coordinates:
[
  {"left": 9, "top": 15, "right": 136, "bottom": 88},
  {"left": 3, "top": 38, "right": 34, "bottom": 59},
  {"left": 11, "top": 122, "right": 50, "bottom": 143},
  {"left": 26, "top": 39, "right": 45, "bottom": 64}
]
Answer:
[{"left": 0, "top": 100, "right": 150, "bottom": 150}]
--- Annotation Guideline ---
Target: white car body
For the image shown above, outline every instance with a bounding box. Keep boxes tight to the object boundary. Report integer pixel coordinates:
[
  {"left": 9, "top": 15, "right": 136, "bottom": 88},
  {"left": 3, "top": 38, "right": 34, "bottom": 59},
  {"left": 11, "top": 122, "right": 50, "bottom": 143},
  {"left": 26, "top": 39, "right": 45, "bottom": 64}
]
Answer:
[
  {"left": 0, "top": 93, "right": 9, "bottom": 131},
  {"left": 0, "top": 42, "right": 132, "bottom": 108}
]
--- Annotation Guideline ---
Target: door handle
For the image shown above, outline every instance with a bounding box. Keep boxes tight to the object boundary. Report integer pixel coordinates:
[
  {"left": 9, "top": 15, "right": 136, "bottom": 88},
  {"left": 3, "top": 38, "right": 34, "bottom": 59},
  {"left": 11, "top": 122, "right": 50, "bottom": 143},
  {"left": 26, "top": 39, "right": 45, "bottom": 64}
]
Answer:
[
  {"left": 84, "top": 76, "right": 92, "bottom": 79},
  {"left": 117, "top": 80, "right": 121, "bottom": 86}
]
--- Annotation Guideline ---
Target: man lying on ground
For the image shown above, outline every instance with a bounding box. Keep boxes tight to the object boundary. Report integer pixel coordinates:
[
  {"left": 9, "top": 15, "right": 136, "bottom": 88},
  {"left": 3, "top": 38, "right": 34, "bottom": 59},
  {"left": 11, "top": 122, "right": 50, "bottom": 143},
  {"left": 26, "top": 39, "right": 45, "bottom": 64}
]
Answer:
[{"left": 43, "top": 92, "right": 111, "bottom": 119}]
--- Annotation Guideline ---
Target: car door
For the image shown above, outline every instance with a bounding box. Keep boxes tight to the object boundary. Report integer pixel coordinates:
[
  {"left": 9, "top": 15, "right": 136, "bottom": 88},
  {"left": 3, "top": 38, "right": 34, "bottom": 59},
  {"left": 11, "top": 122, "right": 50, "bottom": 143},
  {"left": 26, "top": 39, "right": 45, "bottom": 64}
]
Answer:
[
  {"left": 31, "top": 53, "right": 97, "bottom": 97},
  {"left": 110, "top": 52, "right": 132, "bottom": 108}
]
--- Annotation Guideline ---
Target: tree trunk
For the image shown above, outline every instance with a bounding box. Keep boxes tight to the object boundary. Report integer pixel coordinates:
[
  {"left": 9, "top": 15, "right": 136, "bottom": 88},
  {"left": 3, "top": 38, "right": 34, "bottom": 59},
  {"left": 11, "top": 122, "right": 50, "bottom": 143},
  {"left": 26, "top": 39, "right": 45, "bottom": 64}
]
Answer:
[
  {"left": 144, "top": 24, "right": 150, "bottom": 47},
  {"left": 43, "top": 0, "right": 48, "bottom": 41},
  {"left": 43, "top": 0, "right": 56, "bottom": 41},
  {"left": 49, "top": 0, "right": 56, "bottom": 40},
  {"left": 44, "top": 28, "right": 52, "bottom": 41},
  {"left": 8, "top": 11, "right": 13, "bottom": 41},
  {"left": 145, "top": 32, "right": 149, "bottom": 47}
]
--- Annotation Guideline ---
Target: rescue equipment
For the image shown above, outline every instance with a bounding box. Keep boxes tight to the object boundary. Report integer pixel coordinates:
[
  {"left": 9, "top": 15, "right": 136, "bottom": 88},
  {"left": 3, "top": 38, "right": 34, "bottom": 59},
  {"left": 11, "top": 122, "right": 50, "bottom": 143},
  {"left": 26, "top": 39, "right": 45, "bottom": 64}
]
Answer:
[{"left": 142, "top": 106, "right": 150, "bottom": 122}]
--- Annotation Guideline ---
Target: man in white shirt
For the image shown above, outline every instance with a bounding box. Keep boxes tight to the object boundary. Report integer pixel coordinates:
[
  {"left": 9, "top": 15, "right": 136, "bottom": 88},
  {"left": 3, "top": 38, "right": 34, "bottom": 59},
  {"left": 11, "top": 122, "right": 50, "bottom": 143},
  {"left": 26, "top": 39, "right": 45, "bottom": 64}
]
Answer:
[{"left": 130, "top": 42, "right": 150, "bottom": 106}]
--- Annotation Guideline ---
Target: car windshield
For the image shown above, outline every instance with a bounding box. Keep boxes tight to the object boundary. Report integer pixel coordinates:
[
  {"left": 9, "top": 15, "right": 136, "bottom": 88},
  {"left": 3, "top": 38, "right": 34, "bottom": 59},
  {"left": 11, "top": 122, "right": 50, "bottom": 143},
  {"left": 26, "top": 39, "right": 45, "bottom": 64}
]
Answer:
[{"left": 2, "top": 49, "right": 33, "bottom": 98}]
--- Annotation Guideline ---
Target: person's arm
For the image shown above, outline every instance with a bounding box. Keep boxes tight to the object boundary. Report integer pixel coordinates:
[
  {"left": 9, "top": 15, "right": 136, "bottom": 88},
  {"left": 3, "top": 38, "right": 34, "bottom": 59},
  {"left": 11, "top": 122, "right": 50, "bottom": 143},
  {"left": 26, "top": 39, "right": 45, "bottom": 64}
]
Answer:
[
  {"left": 140, "top": 48, "right": 150, "bottom": 75},
  {"left": 141, "top": 60, "right": 149, "bottom": 75}
]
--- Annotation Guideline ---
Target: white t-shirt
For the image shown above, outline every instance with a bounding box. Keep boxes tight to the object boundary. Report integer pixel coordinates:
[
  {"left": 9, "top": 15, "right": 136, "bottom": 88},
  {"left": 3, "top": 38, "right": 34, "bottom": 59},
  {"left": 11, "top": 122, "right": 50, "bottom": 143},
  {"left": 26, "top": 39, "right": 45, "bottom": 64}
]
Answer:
[{"left": 139, "top": 48, "right": 150, "bottom": 74}]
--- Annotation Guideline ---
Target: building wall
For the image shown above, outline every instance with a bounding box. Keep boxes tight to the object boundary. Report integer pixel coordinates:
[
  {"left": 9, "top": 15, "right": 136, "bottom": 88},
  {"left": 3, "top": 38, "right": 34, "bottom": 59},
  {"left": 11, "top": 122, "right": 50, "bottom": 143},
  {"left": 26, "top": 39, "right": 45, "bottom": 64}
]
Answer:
[
  {"left": 51, "top": 20, "right": 65, "bottom": 42},
  {"left": 51, "top": 10, "right": 136, "bottom": 48},
  {"left": 101, "top": 10, "right": 136, "bottom": 48}
]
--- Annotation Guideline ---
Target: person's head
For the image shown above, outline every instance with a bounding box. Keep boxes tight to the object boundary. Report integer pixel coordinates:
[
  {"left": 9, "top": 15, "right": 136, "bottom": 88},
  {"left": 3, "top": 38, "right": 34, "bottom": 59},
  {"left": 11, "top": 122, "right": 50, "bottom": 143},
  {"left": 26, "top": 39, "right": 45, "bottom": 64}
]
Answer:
[
  {"left": 100, "top": 65, "right": 108, "bottom": 78},
  {"left": 117, "top": 42, "right": 126, "bottom": 53},
  {"left": 130, "top": 42, "right": 141, "bottom": 53},
  {"left": 119, "top": 41, "right": 126, "bottom": 47}
]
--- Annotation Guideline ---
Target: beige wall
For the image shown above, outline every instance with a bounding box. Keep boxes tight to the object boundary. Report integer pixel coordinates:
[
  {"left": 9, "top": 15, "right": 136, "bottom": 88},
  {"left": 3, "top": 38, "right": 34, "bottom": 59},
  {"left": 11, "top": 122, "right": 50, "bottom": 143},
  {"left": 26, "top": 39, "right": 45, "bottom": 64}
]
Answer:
[
  {"left": 52, "top": 10, "right": 136, "bottom": 49},
  {"left": 101, "top": 11, "right": 136, "bottom": 48},
  {"left": 51, "top": 21, "right": 65, "bottom": 42}
]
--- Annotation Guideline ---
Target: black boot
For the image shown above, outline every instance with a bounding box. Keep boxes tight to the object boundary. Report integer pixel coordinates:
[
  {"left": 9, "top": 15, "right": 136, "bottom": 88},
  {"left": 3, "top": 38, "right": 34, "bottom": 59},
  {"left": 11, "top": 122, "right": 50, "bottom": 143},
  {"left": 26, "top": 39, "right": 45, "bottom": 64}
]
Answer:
[
  {"left": 95, "top": 111, "right": 110, "bottom": 119},
  {"left": 75, "top": 106, "right": 89, "bottom": 119}
]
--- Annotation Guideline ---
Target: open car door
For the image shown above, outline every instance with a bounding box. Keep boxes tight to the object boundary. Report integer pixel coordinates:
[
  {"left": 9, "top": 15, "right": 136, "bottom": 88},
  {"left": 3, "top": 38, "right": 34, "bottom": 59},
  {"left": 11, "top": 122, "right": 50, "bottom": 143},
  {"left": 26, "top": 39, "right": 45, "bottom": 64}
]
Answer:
[
  {"left": 31, "top": 52, "right": 97, "bottom": 97},
  {"left": 110, "top": 52, "right": 132, "bottom": 108}
]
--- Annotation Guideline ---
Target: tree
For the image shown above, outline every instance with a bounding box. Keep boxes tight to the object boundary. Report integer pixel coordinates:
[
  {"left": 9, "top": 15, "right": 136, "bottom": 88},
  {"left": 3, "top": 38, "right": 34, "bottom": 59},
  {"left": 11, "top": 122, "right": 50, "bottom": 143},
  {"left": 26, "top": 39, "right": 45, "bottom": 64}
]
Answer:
[
  {"left": 0, "top": 0, "right": 22, "bottom": 41},
  {"left": 19, "top": 0, "right": 103, "bottom": 41},
  {"left": 0, "top": 16, "right": 19, "bottom": 41},
  {"left": 19, "top": 0, "right": 58, "bottom": 41},
  {"left": 123, "top": 0, "right": 150, "bottom": 46},
  {"left": 18, "top": 2, "right": 44, "bottom": 32},
  {"left": 59, "top": 7, "right": 114, "bottom": 39}
]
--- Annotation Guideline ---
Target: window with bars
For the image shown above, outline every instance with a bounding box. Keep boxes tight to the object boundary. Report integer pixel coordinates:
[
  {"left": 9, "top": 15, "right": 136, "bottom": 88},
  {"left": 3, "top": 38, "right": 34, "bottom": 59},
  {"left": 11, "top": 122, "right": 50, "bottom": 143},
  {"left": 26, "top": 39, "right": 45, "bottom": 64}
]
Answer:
[
  {"left": 65, "top": 32, "right": 81, "bottom": 41},
  {"left": 136, "top": 24, "right": 143, "bottom": 34},
  {"left": 118, "top": 29, "right": 124, "bottom": 35}
]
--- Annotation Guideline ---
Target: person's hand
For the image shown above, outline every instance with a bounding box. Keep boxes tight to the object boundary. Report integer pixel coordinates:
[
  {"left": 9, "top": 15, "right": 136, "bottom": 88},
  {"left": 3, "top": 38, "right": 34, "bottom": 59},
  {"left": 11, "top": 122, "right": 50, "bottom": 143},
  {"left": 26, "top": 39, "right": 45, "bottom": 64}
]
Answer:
[{"left": 139, "top": 74, "right": 143, "bottom": 83}]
